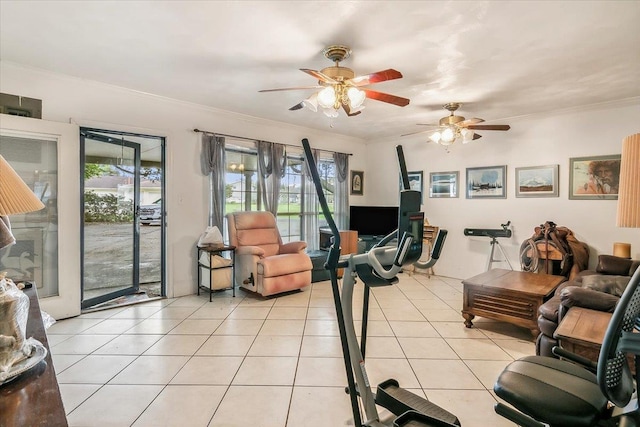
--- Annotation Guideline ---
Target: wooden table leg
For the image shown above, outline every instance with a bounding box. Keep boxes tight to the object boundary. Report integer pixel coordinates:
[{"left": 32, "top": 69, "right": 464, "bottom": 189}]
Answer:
[{"left": 462, "top": 312, "right": 475, "bottom": 328}]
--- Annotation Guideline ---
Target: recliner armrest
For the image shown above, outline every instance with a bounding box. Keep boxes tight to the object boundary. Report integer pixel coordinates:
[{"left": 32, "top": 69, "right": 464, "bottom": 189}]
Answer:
[
  {"left": 559, "top": 286, "right": 619, "bottom": 313},
  {"left": 279, "top": 241, "right": 307, "bottom": 254},
  {"left": 236, "top": 246, "right": 266, "bottom": 257}
]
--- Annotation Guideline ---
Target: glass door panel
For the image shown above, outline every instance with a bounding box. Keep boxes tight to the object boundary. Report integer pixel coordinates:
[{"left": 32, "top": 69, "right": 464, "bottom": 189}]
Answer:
[{"left": 81, "top": 134, "right": 140, "bottom": 308}]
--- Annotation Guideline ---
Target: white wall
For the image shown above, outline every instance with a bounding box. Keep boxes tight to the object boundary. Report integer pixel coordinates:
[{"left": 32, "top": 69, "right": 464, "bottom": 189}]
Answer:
[
  {"left": 366, "top": 100, "right": 640, "bottom": 279},
  {"left": 0, "top": 62, "right": 367, "bottom": 297}
]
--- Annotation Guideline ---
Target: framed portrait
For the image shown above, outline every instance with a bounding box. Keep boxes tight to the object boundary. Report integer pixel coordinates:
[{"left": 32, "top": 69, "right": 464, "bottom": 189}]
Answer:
[
  {"left": 429, "top": 171, "right": 459, "bottom": 198},
  {"left": 466, "top": 165, "right": 507, "bottom": 199},
  {"left": 515, "top": 164, "right": 559, "bottom": 198},
  {"left": 400, "top": 171, "right": 423, "bottom": 202},
  {"left": 569, "top": 154, "right": 621, "bottom": 200},
  {"left": 350, "top": 170, "right": 364, "bottom": 196}
]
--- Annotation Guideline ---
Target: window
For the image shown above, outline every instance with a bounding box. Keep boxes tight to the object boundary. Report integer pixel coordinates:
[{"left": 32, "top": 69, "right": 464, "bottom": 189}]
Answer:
[{"left": 223, "top": 142, "right": 339, "bottom": 248}]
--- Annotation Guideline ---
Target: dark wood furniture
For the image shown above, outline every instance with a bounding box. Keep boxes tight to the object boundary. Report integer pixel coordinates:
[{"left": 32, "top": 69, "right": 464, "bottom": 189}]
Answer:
[
  {"left": 462, "top": 268, "right": 565, "bottom": 336},
  {"left": 197, "top": 244, "right": 236, "bottom": 300},
  {"left": 554, "top": 307, "right": 612, "bottom": 362},
  {"left": 0, "top": 286, "right": 67, "bottom": 427}
]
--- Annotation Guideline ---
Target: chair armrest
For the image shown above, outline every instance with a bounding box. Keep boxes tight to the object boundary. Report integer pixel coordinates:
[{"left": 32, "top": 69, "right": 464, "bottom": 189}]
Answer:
[
  {"left": 559, "top": 286, "right": 619, "bottom": 313},
  {"left": 279, "top": 241, "right": 307, "bottom": 254},
  {"left": 236, "top": 246, "right": 265, "bottom": 257}
]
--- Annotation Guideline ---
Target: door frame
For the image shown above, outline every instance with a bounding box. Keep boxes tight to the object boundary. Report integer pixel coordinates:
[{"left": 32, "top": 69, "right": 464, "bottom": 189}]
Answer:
[{"left": 0, "top": 115, "right": 81, "bottom": 319}]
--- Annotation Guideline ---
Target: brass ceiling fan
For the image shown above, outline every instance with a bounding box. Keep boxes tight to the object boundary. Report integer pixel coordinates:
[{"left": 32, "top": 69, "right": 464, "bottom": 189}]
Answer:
[
  {"left": 259, "top": 45, "right": 410, "bottom": 117},
  {"left": 403, "top": 103, "right": 510, "bottom": 145}
]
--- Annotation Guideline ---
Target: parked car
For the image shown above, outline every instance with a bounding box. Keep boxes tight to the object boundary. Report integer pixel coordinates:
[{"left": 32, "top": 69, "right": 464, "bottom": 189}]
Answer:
[{"left": 140, "top": 198, "right": 161, "bottom": 225}]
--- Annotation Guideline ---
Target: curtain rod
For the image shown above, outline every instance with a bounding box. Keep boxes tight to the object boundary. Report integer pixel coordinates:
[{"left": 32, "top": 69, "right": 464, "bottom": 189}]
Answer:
[{"left": 193, "top": 128, "right": 352, "bottom": 156}]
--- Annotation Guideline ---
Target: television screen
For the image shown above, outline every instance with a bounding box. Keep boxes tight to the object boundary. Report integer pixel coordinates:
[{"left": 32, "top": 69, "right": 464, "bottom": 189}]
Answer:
[{"left": 349, "top": 206, "right": 399, "bottom": 237}]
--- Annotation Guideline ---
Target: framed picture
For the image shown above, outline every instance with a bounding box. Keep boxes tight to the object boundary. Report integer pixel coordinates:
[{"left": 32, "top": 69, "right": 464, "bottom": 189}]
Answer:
[
  {"left": 569, "top": 154, "right": 621, "bottom": 200},
  {"left": 466, "top": 165, "right": 507, "bottom": 199},
  {"left": 350, "top": 170, "right": 364, "bottom": 195},
  {"left": 515, "top": 164, "right": 559, "bottom": 198},
  {"left": 400, "top": 171, "right": 423, "bottom": 202},
  {"left": 429, "top": 171, "right": 459, "bottom": 198}
]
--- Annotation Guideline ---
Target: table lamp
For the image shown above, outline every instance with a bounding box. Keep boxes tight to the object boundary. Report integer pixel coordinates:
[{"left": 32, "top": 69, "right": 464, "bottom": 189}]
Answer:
[
  {"left": 616, "top": 133, "right": 640, "bottom": 259},
  {"left": 0, "top": 154, "right": 45, "bottom": 250}
]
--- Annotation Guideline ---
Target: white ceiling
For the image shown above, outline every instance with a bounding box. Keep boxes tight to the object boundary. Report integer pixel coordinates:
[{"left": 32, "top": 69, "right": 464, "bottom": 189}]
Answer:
[{"left": 1, "top": 1, "right": 639, "bottom": 140}]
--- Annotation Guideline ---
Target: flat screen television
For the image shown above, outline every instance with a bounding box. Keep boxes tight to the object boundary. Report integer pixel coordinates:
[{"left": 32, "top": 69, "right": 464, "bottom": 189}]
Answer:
[{"left": 349, "top": 206, "right": 399, "bottom": 237}]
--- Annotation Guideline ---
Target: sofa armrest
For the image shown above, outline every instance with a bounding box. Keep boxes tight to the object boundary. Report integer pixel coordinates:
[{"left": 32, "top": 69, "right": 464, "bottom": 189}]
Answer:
[
  {"left": 236, "top": 246, "right": 265, "bottom": 257},
  {"left": 559, "top": 286, "right": 619, "bottom": 313},
  {"left": 279, "top": 241, "right": 307, "bottom": 254}
]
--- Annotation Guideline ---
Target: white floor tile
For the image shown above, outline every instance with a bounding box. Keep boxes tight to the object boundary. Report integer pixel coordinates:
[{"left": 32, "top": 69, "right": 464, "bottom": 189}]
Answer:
[
  {"left": 51, "top": 334, "right": 118, "bottom": 355},
  {"left": 209, "top": 385, "right": 291, "bottom": 427},
  {"left": 171, "top": 356, "right": 243, "bottom": 385},
  {"left": 93, "top": 334, "right": 162, "bottom": 355},
  {"left": 295, "top": 357, "right": 348, "bottom": 387},
  {"left": 248, "top": 335, "right": 302, "bottom": 356},
  {"left": 233, "top": 356, "right": 298, "bottom": 385},
  {"left": 168, "top": 318, "right": 223, "bottom": 335},
  {"left": 66, "top": 384, "right": 162, "bottom": 427},
  {"left": 57, "top": 355, "right": 136, "bottom": 384},
  {"left": 287, "top": 386, "right": 355, "bottom": 427},
  {"left": 133, "top": 385, "right": 226, "bottom": 427},
  {"left": 59, "top": 383, "right": 101, "bottom": 415},
  {"left": 143, "top": 334, "right": 209, "bottom": 356},
  {"left": 109, "top": 355, "right": 190, "bottom": 384},
  {"left": 196, "top": 335, "right": 255, "bottom": 356}
]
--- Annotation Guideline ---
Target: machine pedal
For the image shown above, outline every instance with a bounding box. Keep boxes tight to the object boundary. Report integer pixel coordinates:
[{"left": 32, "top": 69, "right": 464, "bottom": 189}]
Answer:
[
  {"left": 355, "top": 264, "right": 398, "bottom": 287},
  {"left": 393, "top": 410, "right": 459, "bottom": 427},
  {"left": 376, "top": 379, "right": 460, "bottom": 426}
]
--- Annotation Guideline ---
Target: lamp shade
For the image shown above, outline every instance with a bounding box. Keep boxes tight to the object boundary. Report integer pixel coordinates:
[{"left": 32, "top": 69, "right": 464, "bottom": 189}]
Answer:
[
  {"left": 0, "top": 155, "right": 45, "bottom": 216},
  {"left": 616, "top": 133, "right": 640, "bottom": 228}
]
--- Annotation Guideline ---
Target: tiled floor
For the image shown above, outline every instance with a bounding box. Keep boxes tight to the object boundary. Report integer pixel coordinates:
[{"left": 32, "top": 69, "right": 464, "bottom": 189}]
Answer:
[{"left": 49, "top": 273, "right": 530, "bottom": 427}]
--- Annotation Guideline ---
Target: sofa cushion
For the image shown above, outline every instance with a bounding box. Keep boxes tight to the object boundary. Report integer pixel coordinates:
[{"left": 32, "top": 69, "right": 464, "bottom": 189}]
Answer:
[
  {"left": 581, "top": 274, "right": 630, "bottom": 297},
  {"left": 596, "top": 255, "right": 633, "bottom": 276}
]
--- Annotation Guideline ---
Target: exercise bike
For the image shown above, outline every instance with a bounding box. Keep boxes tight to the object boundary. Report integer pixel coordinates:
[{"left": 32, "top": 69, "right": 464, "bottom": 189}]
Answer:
[{"left": 302, "top": 138, "right": 459, "bottom": 427}]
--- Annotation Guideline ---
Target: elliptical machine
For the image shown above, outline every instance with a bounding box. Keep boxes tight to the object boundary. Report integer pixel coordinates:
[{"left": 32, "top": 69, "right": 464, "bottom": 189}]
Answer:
[{"left": 302, "top": 138, "right": 459, "bottom": 427}]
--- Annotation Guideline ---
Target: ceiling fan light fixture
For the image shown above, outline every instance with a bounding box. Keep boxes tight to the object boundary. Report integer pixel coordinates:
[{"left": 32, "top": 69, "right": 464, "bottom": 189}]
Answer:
[
  {"left": 461, "top": 128, "right": 475, "bottom": 143},
  {"left": 347, "top": 87, "right": 366, "bottom": 108},
  {"left": 302, "top": 93, "right": 318, "bottom": 112},
  {"left": 441, "top": 127, "right": 455, "bottom": 143},
  {"left": 429, "top": 132, "right": 441, "bottom": 143},
  {"left": 317, "top": 86, "right": 336, "bottom": 109}
]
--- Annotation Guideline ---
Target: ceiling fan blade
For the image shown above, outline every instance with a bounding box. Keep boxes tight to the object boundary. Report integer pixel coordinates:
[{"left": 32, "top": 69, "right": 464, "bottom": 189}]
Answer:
[
  {"left": 458, "top": 118, "right": 485, "bottom": 127},
  {"left": 401, "top": 129, "right": 435, "bottom": 137},
  {"left": 259, "top": 85, "right": 322, "bottom": 93},
  {"left": 465, "top": 124, "right": 511, "bottom": 131},
  {"left": 362, "top": 89, "right": 410, "bottom": 107},
  {"left": 416, "top": 123, "right": 441, "bottom": 127},
  {"left": 350, "top": 69, "right": 403, "bottom": 86},
  {"left": 289, "top": 102, "right": 304, "bottom": 111},
  {"left": 342, "top": 104, "right": 362, "bottom": 117},
  {"left": 300, "top": 68, "right": 338, "bottom": 84}
]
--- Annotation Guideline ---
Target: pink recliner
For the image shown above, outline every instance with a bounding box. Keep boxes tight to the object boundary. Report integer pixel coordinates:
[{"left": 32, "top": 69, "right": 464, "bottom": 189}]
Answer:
[{"left": 226, "top": 211, "right": 312, "bottom": 297}]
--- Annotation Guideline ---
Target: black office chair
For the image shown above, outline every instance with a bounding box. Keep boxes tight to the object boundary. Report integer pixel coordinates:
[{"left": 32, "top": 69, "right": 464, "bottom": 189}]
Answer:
[{"left": 493, "top": 267, "right": 640, "bottom": 427}]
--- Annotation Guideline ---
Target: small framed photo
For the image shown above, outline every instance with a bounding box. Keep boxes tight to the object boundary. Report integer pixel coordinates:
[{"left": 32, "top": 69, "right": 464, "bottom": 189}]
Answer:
[
  {"left": 429, "top": 171, "right": 459, "bottom": 198},
  {"left": 400, "top": 171, "right": 424, "bottom": 202},
  {"left": 569, "top": 155, "right": 621, "bottom": 200},
  {"left": 350, "top": 170, "right": 364, "bottom": 196},
  {"left": 466, "top": 165, "right": 507, "bottom": 199},
  {"left": 515, "top": 165, "right": 559, "bottom": 198}
]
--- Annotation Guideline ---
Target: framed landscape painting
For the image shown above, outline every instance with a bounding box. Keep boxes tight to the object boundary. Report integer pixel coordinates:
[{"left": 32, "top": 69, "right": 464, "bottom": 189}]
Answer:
[
  {"left": 401, "top": 171, "right": 423, "bottom": 202},
  {"left": 515, "top": 164, "right": 559, "bottom": 198},
  {"left": 429, "top": 171, "right": 459, "bottom": 198},
  {"left": 466, "top": 165, "right": 506, "bottom": 199},
  {"left": 569, "top": 155, "right": 621, "bottom": 200}
]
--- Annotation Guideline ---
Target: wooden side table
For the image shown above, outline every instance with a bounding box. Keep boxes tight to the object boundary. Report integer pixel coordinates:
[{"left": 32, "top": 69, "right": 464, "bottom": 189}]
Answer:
[
  {"left": 462, "top": 268, "right": 565, "bottom": 337},
  {"left": 197, "top": 244, "right": 236, "bottom": 301},
  {"left": 554, "top": 307, "right": 612, "bottom": 362}
]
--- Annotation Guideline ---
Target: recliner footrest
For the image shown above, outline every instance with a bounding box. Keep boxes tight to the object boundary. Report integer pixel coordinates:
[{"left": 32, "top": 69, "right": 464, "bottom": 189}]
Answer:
[{"left": 376, "top": 379, "right": 460, "bottom": 426}]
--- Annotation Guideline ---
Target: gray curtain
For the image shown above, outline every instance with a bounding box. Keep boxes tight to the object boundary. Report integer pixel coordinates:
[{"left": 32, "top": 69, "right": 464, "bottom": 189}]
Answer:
[
  {"left": 303, "top": 148, "right": 321, "bottom": 250},
  {"left": 200, "top": 133, "right": 226, "bottom": 229},
  {"left": 257, "top": 140, "right": 286, "bottom": 215},
  {"left": 333, "top": 152, "right": 349, "bottom": 230}
]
